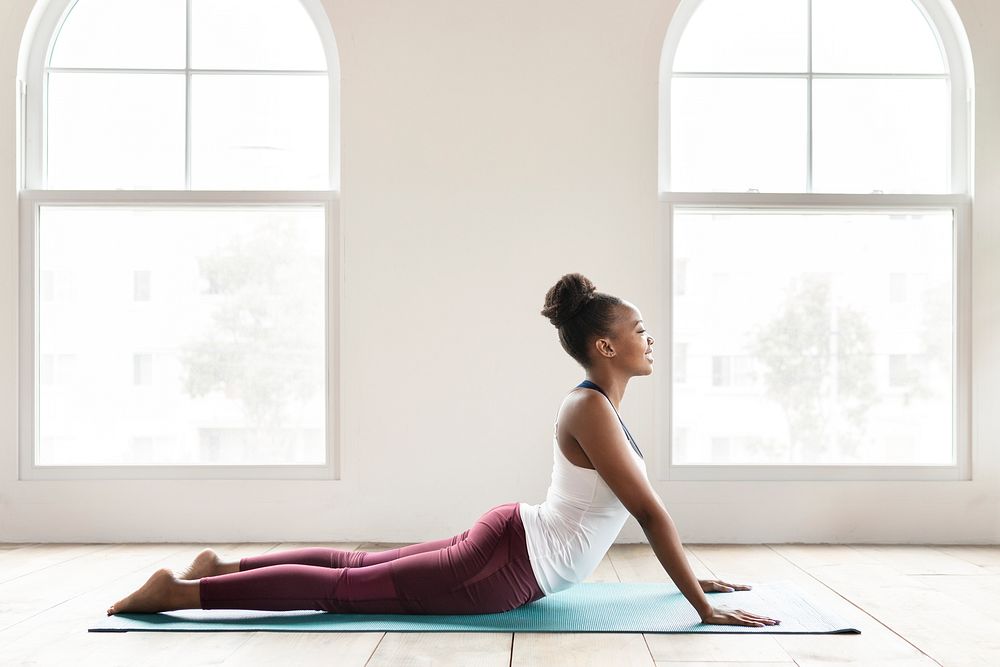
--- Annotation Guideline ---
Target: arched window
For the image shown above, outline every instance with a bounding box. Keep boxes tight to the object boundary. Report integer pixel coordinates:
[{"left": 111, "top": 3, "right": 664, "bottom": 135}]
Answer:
[
  {"left": 660, "top": 0, "right": 972, "bottom": 480},
  {"left": 17, "top": 0, "right": 341, "bottom": 479}
]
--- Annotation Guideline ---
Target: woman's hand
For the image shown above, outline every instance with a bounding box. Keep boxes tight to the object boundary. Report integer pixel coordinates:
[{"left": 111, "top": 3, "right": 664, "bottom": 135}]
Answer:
[
  {"left": 696, "top": 579, "right": 780, "bottom": 626},
  {"left": 698, "top": 578, "right": 751, "bottom": 593},
  {"left": 701, "top": 605, "right": 780, "bottom": 627}
]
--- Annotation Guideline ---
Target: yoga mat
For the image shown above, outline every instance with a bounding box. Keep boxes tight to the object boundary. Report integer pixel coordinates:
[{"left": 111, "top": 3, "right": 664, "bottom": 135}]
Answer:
[{"left": 90, "top": 580, "right": 859, "bottom": 634}]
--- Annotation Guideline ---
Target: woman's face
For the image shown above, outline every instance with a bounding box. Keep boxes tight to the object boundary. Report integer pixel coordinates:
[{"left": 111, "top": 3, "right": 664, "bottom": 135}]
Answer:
[{"left": 613, "top": 302, "right": 655, "bottom": 375}]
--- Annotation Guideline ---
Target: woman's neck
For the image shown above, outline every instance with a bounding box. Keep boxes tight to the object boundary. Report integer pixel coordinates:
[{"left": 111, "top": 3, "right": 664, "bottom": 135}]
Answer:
[{"left": 584, "top": 373, "right": 629, "bottom": 410}]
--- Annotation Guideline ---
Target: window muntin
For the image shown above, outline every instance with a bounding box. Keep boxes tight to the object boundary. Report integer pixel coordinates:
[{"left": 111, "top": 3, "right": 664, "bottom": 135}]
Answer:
[
  {"left": 668, "top": 0, "right": 952, "bottom": 194},
  {"left": 662, "top": 0, "right": 968, "bottom": 478},
  {"left": 44, "top": 0, "right": 330, "bottom": 190},
  {"left": 22, "top": 0, "right": 338, "bottom": 476},
  {"left": 673, "top": 0, "right": 947, "bottom": 75}
]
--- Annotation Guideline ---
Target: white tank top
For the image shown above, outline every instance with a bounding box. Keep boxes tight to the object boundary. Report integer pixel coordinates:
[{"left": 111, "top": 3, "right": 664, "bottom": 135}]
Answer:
[{"left": 519, "top": 421, "right": 648, "bottom": 596}]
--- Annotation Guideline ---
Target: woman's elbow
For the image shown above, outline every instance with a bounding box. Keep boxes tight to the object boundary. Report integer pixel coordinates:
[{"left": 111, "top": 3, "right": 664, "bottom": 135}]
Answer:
[{"left": 635, "top": 506, "right": 670, "bottom": 530}]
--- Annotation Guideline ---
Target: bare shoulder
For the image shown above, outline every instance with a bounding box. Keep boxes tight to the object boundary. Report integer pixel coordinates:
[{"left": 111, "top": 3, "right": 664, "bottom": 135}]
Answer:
[
  {"left": 557, "top": 387, "right": 664, "bottom": 527},
  {"left": 556, "top": 388, "right": 607, "bottom": 432}
]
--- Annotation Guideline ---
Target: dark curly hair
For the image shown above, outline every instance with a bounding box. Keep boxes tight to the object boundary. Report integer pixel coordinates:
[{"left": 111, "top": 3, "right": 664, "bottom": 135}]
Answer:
[{"left": 540, "top": 273, "right": 624, "bottom": 369}]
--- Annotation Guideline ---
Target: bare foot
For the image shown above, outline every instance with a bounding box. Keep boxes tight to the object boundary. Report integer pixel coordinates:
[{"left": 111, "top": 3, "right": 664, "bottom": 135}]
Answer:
[
  {"left": 107, "top": 568, "right": 190, "bottom": 616},
  {"left": 175, "top": 548, "right": 233, "bottom": 580}
]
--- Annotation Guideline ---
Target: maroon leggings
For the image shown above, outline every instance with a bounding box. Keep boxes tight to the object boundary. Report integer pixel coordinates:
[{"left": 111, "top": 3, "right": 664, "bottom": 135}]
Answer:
[{"left": 199, "top": 502, "right": 545, "bottom": 615}]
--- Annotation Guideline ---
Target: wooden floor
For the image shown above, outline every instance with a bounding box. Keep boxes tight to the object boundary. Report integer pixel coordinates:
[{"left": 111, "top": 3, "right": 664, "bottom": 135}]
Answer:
[{"left": 1, "top": 542, "right": 998, "bottom": 666}]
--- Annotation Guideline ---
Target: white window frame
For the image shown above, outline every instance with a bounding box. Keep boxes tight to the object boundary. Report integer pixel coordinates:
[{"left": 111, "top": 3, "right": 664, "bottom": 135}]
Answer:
[
  {"left": 16, "top": 0, "right": 342, "bottom": 481},
  {"left": 656, "top": 0, "right": 974, "bottom": 482}
]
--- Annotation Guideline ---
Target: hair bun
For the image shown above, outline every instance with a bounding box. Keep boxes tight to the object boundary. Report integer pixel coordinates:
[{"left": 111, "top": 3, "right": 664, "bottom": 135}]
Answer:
[{"left": 540, "top": 273, "right": 597, "bottom": 327}]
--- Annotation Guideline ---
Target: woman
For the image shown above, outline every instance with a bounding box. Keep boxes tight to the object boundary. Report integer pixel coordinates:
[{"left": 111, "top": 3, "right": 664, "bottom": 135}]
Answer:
[{"left": 107, "top": 273, "right": 779, "bottom": 628}]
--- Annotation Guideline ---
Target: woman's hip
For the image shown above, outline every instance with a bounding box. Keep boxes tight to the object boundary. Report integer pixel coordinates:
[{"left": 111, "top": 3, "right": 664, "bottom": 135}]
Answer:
[{"left": 465, "top": 502, "right": 544, "bottom": 607}]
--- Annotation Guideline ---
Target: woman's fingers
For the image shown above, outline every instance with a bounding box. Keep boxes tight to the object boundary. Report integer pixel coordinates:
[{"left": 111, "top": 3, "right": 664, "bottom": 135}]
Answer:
[
  {"left": 703, "top": 605, "right": 780, "bottom": 627},
  {"left": 708, "top": 579, "right": 752, "bottom": 592},
  {"left": 720, "top": 580, "right": 752, "bottom": 590},
  {"left": 731, "top": 609, "right": 780, "bottom": 625},
  {"left": 701, "top": 578, "right": 753, "bottom": 593}
]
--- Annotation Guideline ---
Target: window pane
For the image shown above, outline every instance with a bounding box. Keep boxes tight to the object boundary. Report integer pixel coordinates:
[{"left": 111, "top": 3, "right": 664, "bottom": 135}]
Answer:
[
  {"left": 49, "top": 0, "right": 185, "bottom": 69},
  {"left": 191, "top": 74, "right": 329, "bottom": 189},
  {"left": 37, "top": 206, "right": 327, "bottom": 466},
  {"left": 672, "top": 0, "right": 807, "bottom": 73},
  {"left": 191, "top": 0, "right": 327, "bottom": 70},
  {"left": 813, "top": 78, "right": 949, "bottom": 194},
  {"left": 813, "top": 0, "right": 946, "bottom": 74},
  {"left": 670, "top": 78, "right": 806, "bottom": 192},
  {"left": 672, "top": 210, "right": 953, "bottom": 465},
  {"left": 47, "top": 73, "right": 185, "bottom": 189}
]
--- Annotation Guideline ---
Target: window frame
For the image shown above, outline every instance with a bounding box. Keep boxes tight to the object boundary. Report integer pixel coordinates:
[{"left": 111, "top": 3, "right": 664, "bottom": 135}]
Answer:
[
  {"left": 658, "top": 0, "right": 973, "bottom": 195},
  {"left": 656, "top": 193, "right": 972, "bottom": 482},
  {"left": 657, "top": 0, "right": 973, "bottom": 481},
  {"left": 16, "top": 0, "right": 342, "bottom": 480}
]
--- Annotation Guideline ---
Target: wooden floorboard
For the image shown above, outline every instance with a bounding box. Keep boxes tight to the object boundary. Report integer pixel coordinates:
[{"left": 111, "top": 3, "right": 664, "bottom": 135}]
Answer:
[
  {"left": 701, "top": 545, "right": 938, "bottom": 666},
  {"left": 0, "top": 542, "right": 996, "bottom": 666},
  {"left": 774, "top": 545, "right": 1000, "bottom": 666}
]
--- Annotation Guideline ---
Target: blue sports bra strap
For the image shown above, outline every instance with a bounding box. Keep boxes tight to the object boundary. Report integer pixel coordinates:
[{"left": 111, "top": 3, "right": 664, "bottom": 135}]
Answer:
[{"left": 575, "top": 380, "right": 644, "bottom": 459}]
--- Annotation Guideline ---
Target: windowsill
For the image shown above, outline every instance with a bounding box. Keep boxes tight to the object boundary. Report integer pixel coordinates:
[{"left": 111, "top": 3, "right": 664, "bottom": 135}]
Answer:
[
  {"left": 660, "top": 463, "right": 966, "bottom": 482},
  {"left": 18, "top": 463, "right": 339, "bottom": 481}
]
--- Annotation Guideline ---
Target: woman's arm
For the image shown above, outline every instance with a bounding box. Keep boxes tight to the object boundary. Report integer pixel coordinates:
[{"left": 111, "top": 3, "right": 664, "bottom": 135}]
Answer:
[
  {"left": 639, "top": 510, "right": 714, "bottom": 620},
  {"left": 565, "top": 392, "right": 779, "bottom": 626},
  {"left": 564, "top": 393, "right": 711, "bottom": 618},
  {"left": 641, "top": 511, "right": 779, "bottom": 627}
]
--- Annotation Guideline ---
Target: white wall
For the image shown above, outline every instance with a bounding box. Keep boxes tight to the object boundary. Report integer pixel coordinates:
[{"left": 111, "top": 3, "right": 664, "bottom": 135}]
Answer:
[{"left": 0, "top": 0, "right": 997, "bottom": 544}]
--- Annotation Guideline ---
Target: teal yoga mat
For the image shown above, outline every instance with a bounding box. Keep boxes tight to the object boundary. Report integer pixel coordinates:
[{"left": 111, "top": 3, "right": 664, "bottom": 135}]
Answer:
[{"left": 90, "top": 580, "right": 859, "bottom": 634}]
